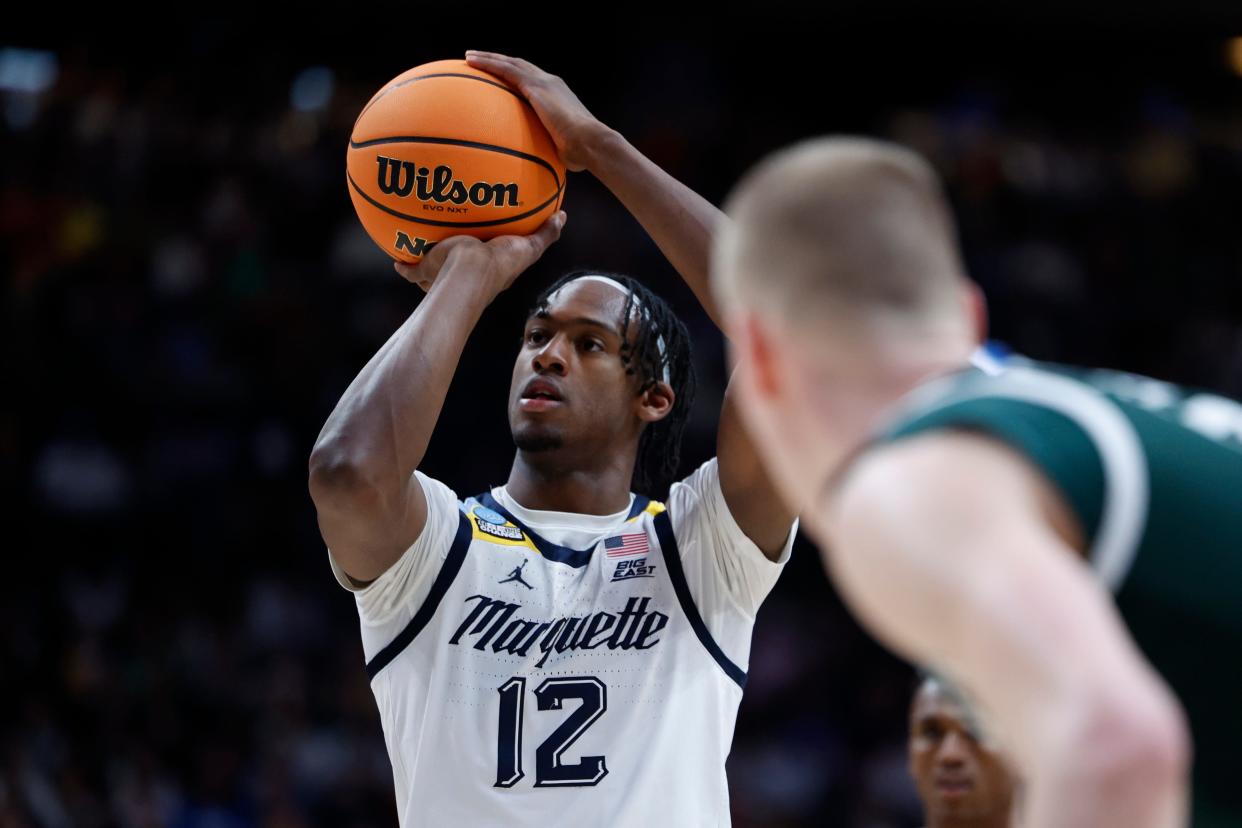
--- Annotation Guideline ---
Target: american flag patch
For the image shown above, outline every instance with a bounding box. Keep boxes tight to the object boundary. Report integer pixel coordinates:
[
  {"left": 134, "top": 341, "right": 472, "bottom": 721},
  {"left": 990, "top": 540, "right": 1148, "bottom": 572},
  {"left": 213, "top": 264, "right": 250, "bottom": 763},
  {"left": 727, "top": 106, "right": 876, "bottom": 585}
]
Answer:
[{"left": 604, "top": 533, "right": 649, "bottom": 557}]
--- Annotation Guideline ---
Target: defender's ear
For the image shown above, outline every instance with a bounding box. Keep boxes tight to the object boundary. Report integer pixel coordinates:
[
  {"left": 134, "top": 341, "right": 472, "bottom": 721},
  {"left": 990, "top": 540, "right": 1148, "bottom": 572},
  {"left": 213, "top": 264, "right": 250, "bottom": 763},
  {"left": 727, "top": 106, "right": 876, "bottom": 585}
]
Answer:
[
  {"left": 963, "top": 279, "right": 988, "bottom": 345},
  {"left": 732, "top": 310, "right": 781, "bottom": 398},
  {"left": 636, "top": 381, "right": 675, "bottom": 424}
]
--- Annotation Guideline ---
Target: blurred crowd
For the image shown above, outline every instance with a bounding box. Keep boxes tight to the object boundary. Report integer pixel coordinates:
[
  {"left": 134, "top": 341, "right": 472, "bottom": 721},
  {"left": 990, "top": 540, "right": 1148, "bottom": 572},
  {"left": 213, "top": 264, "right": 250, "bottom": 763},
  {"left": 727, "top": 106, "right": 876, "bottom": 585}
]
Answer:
[{"left": 3, "top": 24, "right": 1241, "bottom": 828}]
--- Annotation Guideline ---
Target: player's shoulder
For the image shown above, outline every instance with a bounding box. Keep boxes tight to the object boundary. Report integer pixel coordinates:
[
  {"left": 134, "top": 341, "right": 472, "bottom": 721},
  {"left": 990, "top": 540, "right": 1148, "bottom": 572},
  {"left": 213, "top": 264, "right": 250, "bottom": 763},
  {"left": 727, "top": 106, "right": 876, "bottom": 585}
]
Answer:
[
  {"left": 414, "top": 468, "right": 463, "bottom": 502},
  {"left": 880, "top": 357, "right": 1111, "bottom": 440},
  {"left": 834, "top": 429, "right": 1049, "bottom": 544},
  {"left": 665, "top": 456, "right": 723, "bottom": 514},
  {"left": 663, "top": 455, "right": 755, "bottom": 546},
  {"left": 850, "top": 429, "right": 1036, "bottom": 499}
]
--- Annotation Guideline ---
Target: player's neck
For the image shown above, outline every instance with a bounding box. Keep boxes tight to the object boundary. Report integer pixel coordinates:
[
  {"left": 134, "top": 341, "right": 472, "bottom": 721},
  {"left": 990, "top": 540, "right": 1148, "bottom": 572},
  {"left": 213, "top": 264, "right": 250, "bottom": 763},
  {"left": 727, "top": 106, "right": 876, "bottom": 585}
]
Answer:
[{"left": 504, "top": 452, "right": 635, "bottom": 515}]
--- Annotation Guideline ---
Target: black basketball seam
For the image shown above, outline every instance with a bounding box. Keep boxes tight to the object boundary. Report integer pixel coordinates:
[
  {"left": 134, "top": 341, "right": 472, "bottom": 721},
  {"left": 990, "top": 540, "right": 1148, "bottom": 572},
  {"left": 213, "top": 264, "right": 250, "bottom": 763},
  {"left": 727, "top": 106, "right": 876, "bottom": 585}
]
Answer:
[
  {"left": 347, "top": 171, "right": 564, "bottom": 228},
  {"left": 349, "top": 135, "right": 562, "bottom": 190},
  {"left": 353, "top": 72, "right": 528, "bottom": 128}
]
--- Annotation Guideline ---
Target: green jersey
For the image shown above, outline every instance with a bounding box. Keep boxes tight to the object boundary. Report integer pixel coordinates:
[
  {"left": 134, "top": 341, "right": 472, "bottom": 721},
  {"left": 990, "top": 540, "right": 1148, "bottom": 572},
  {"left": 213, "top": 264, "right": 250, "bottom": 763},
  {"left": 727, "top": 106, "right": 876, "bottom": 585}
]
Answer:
[{"left": 879, "top": 357, "right": 1242, "bottom": 826}]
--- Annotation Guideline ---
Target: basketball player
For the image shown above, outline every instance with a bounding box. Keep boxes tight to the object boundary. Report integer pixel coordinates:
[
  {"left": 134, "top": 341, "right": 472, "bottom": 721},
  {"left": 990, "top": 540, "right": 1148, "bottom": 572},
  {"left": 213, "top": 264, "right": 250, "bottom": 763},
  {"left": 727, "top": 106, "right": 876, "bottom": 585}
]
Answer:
[
  {"left": 909, "top": 676, "right": 1018, "bottom": 828},
  {"left": 712, "top": 137, "right": 1242, "bottom": 827},
  {"left": 308, "top": 52, "right": 797, "bottom": 826}
]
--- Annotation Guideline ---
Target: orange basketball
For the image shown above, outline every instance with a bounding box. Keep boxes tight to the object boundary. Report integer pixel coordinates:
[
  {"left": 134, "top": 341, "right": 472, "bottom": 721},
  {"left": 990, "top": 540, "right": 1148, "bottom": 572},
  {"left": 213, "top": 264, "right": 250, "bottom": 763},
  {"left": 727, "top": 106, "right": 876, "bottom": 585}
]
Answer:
[{"left": 347, "top": 59, "right": 567, "bottom": 262}]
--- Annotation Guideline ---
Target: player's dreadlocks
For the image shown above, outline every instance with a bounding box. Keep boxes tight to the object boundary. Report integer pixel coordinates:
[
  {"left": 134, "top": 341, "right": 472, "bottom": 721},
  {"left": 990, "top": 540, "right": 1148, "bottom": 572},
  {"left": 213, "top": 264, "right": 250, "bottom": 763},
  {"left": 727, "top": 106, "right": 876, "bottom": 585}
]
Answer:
[{"left": 530, "top": 269, "right": 696, "bottom": 496}]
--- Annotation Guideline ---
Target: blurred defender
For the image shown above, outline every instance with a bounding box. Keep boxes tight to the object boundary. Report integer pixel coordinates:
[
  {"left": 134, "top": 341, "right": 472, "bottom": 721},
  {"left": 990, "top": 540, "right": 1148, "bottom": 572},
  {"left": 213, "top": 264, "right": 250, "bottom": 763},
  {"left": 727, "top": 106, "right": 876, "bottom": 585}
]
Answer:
[
  {"left": 712, "top": 137, "right": 1242, "bottom": 827},
  {"left": 909, "top": 677, "right": 1017, "bottom": 828},
  {"left": 309, "top": 52, "right": 796, "bottom": 826}
]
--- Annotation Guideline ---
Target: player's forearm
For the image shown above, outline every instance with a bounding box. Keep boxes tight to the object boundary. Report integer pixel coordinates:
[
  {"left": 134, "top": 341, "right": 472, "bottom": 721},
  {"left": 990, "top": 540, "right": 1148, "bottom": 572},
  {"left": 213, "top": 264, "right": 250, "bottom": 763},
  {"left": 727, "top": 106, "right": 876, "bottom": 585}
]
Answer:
[
  {"left": 309, "top": 262, "right": 497, "bottom": 498},
  {"left": 584, "top": 127, "right": 726, "bottom": 329}
]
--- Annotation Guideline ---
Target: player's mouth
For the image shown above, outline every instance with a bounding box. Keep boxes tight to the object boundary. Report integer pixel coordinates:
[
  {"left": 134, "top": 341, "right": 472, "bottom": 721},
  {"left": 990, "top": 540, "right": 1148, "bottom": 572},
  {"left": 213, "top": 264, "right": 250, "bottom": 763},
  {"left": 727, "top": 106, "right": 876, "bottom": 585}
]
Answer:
[
  {"left": 934, "top": 775, "right": 974, "bottom": 799},
  {"left": 519, "top": 377, "right": 565, "bottom": 412}
]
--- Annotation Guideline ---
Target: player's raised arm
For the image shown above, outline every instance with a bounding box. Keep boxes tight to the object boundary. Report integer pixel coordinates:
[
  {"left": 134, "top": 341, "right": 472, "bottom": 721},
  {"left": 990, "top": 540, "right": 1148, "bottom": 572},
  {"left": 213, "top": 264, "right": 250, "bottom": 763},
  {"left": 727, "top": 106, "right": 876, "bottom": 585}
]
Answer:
[
  {"left": 820, "top": 431, "right": 1190, "bottom": 828},
  {"left": 308, "top": 219, "right": 564, "bottom": 583},
  {"left": 465, "top": 50, "right": 724, "bottom": 327},
  {"left": 465, "top": 51, "right": 795, "bottom": 557}
]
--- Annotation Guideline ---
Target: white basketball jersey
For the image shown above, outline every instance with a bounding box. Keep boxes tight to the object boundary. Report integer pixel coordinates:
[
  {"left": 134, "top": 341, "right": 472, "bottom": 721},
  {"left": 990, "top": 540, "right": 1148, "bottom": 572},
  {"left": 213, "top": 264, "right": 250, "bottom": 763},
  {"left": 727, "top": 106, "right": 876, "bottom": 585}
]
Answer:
[{"left": 329, "top": 457, "right": 795, "bottom": 827}]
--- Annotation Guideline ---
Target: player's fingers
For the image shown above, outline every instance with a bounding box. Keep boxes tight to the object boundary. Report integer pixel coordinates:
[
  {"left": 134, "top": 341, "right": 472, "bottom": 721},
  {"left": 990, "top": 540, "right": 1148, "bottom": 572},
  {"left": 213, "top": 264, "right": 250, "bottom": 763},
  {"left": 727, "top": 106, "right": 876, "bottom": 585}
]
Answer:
[
  {"left": 521, "top": 211, "right": 567, "bottom": 260},
  {"left": 465, "top": 57, "right": 525, "bottom": 90},
  {"left": 489, "top": 211, "right": 564, "bottom": 273},
  {"left": 465, "top": 50, "right": 516, "bottom": 65},
  {"left": 465, "top": 51, "right": 520, "bottom": 74},
  {"left": 466, "top": 51, "right": 546, "bottom": 86},
  {"left": 393, "top": 260, "right": 421, "bottom": 283},
  {"left": 468, "top": 51, "right": 540, "bottom": 75},
  {"left": 504, "top": 56, "right": 543, "bottom": 76},
  {"left": 489, "top": 213, "right": 564, "bottom": 289}
]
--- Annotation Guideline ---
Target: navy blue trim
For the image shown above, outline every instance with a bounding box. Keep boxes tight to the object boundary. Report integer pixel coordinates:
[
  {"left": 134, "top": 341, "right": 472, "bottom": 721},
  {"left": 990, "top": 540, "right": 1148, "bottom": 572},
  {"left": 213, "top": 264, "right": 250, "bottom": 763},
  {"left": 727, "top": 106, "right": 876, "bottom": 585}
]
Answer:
[
  {"left": 626, "top": 495, "right": 651, "bottom": 521},
  {"left": 652, "top": 510, "right": 748, "bottom": 690},
  {"left": 476, "top": 492, "right": 597, "bottom": 569},
  {"left": 365, "top": 510, "right": 472, "bottom": 680}
]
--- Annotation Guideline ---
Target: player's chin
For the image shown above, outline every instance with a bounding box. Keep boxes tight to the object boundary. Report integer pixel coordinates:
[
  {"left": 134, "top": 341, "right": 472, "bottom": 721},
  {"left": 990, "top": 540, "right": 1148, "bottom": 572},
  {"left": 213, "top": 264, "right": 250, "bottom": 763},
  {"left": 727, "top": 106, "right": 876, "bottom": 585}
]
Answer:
[
  {"left": 512, "top": 423, "right": 566, "bottom": 453},
  {"left": 932, "top": 792, "right": 982, "bottom": 817}
]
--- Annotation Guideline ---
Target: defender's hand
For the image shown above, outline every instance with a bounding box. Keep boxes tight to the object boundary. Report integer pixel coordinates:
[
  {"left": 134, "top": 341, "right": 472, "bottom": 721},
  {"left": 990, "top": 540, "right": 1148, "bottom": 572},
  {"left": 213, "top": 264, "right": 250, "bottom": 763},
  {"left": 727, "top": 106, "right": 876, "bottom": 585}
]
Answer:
[
  {"left": 464, "top": 50, "right": 609, "bottom": 172},
  {"left": 394, "top": 211, "right": 566, "bottom": 296}
]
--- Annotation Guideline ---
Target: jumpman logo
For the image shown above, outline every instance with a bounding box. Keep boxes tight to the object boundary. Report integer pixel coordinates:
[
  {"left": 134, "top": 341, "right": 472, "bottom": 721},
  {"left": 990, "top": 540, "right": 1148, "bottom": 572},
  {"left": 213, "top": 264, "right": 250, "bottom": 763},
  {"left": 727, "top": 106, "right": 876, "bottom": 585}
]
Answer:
[{"left": 499, "top": 559, "right": 534, "bottom": 590}]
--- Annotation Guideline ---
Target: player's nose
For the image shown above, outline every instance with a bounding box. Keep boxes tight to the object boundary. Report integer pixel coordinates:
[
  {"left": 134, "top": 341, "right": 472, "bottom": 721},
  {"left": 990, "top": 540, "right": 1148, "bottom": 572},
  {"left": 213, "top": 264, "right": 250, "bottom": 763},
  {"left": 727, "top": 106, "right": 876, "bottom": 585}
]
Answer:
[
  {"left": 532, "top": 333, "right": 569, "bottom": 375},
  {"left": 936, "top": 730, "right": 970, "bottom": 766}
]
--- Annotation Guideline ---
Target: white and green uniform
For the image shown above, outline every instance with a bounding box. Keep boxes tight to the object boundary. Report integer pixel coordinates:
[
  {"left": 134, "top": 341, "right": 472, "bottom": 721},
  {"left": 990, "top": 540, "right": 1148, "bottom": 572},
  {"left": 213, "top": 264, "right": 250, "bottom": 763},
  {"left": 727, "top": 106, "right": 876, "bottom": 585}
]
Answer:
[{"left": 877, "top": 358, "right": 1242, "bottom": 827}]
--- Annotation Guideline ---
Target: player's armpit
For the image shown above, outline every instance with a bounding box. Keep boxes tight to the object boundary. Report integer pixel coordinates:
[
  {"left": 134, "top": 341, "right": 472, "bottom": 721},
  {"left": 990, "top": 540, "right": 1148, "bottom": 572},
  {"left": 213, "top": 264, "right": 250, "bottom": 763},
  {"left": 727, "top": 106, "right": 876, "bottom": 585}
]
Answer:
[
  {"left": 818, "top": 431, "right": 1189, "bottom": 828},
  {"left": 344, "top": 571, "right": 376, "bottom": 589}
]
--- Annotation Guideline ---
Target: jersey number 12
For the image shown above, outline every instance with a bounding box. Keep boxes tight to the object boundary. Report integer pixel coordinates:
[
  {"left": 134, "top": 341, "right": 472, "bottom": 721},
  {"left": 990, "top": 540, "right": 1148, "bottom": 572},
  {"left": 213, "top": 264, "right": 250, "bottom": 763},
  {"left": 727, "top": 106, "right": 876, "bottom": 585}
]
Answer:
[{"left": 495, "top": 676, "right": 608, "bottom": 788}]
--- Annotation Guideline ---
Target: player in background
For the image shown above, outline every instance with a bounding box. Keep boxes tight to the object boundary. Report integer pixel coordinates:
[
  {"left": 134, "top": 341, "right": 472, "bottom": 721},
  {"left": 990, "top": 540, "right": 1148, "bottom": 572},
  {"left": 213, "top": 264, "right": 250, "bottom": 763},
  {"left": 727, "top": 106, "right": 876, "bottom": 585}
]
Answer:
[
  {"left": 909, "top": 676, "right": 1018, "bottom": 828},
  {"left": 712, "top": 136, "right": 1242, "bottom": 827},
  {"left": 308, "top": 51, "right": 796, "bottom": 826}
]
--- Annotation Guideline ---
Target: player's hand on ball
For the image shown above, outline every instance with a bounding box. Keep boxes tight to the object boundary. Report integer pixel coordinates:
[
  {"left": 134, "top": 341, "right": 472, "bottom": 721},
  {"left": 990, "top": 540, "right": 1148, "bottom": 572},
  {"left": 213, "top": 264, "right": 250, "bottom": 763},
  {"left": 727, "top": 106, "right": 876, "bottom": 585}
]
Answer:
[
  {"left": 394, "top": 211, "right": 566, "bottom": 295},
  {"left": 464, "top": 50, "right": 607, "bottom": 172}
]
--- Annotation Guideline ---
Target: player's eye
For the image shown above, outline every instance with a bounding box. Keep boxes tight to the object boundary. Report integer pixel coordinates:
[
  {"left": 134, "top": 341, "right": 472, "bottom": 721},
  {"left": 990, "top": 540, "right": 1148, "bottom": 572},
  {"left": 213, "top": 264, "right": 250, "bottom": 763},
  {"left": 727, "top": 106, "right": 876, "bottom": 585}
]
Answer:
[
  {"left": 581, "top": 337, "right": 604, "bottom": 352},
  {"left": 525, "top": 329, "right": 548, "bottom": 346}
]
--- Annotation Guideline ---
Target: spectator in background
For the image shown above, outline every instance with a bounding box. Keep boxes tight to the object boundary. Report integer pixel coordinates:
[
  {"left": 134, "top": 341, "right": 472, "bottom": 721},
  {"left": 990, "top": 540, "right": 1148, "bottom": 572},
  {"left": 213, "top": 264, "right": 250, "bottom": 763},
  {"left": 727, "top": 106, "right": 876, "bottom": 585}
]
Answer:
[{"left": 909, "top": 676, "right": 1018, "bottom": 828}]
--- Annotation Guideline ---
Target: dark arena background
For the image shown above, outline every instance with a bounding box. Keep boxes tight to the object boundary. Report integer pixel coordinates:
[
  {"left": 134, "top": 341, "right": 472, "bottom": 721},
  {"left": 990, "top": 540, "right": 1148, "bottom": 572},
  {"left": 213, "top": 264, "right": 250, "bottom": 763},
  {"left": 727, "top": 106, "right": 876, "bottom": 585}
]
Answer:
[{"left": 4, "top": 7, "right": 1242, "bottom": 827}]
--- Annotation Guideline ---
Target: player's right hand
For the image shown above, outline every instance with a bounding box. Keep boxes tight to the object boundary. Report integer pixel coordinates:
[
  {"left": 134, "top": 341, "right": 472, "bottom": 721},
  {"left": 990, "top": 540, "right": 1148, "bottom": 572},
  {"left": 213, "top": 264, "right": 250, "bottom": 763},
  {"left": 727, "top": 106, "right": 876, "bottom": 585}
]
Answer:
[
  {"left": 394, "top": 211, "right": 566, "bottom": 295},
  {"left": 464, "top": 51, "right": 605, "bottom": 173}
]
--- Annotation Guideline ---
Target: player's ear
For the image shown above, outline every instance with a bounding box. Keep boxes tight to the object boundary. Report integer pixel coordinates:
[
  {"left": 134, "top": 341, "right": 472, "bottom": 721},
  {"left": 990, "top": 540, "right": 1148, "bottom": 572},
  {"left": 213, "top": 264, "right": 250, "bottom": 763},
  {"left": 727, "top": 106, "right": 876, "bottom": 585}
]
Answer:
[
  {"left": 635, "top": 381, "right": 674, "bottom": 424},
  {"left": 962, "top": 279, "right": 988, "bottom": 345},
  {"left": 733, "top": 311, "right": 781, "bottom": 398}
]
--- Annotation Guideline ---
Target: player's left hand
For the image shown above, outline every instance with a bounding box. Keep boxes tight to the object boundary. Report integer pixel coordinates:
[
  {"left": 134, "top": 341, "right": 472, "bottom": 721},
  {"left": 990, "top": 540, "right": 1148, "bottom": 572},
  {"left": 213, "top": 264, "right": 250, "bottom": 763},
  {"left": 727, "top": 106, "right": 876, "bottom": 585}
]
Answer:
[
  {"left": 464, "top": 50, "right": 609, "bottom": 173},
  {"left": 394, "top": 211, "right": 566, "bottom": 295}
]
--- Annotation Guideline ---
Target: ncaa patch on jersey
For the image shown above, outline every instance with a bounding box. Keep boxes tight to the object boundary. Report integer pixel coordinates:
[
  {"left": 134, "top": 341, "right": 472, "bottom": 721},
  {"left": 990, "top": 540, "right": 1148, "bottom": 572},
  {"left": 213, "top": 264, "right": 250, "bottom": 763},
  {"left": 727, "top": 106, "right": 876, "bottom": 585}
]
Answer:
[
  {"left": 475, "top": 518, "right": 524, "bottom": 541},
  {"left": 473, "top": 506, "right": 508, "bottom": 525}
]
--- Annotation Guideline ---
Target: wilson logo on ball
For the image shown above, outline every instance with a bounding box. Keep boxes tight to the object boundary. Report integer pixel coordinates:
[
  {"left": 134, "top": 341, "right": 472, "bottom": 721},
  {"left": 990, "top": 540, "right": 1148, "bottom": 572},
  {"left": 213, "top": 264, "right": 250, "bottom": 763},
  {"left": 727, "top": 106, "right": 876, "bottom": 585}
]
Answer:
[{"left": 376, "top": 156, "right": 520, "bottom": 208}]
